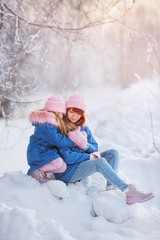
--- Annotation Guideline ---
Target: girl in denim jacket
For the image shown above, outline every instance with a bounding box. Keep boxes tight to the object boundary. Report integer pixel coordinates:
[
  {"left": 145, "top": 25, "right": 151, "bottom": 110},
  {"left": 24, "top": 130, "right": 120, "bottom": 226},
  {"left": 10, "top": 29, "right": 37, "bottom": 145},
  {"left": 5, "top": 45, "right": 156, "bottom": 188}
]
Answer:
[
  {"left": 27, "top": 94, "right": 78, "bottom": 183},
  {"left": 54, "top": 92, "right": 155, "bottom": 205}
]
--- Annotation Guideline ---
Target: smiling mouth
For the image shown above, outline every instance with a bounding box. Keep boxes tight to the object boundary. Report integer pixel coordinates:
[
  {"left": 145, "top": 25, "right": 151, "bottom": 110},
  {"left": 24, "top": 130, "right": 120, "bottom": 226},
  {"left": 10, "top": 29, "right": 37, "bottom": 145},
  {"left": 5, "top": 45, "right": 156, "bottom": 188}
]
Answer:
[{"left": 71, "top": 118, "right": 77, "bottom": 122}]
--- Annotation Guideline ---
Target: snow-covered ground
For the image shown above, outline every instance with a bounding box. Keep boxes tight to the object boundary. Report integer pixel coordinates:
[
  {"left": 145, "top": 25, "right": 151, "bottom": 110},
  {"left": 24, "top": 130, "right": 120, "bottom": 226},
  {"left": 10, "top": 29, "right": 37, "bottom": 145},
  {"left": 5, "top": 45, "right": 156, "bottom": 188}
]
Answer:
[{"left": 0, "top": 79, "right": 160, "bottom": 240}]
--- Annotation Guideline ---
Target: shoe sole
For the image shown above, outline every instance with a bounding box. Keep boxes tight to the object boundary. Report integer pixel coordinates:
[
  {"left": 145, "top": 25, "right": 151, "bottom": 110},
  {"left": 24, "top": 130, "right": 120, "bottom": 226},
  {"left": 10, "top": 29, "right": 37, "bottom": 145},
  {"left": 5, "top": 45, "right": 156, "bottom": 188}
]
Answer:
[{"left": 126, "top": 194, "right": 155, "bottom": 205}]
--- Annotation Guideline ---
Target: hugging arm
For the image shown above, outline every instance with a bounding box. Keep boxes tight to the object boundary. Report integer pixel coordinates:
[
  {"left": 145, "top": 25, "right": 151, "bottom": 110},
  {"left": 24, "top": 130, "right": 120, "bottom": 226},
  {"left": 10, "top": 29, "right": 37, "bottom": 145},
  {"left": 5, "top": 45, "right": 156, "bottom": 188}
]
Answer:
[
  {"left": 35, "top": 125, "right": 75, "bottom": 148},
  {"left": 60, "top": 148, "right": 90, "bottom": 165}
]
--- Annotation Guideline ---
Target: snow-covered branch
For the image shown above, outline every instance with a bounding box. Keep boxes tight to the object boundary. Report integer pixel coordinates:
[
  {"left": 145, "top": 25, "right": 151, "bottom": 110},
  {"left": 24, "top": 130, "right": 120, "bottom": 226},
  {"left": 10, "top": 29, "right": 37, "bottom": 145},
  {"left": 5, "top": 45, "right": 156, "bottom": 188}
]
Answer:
[
  {"left": 2, "top": 0, "right": 136, "bottom": 33},
  {"left": 147, "top": 97, "right": 160, "bottom": 155}
]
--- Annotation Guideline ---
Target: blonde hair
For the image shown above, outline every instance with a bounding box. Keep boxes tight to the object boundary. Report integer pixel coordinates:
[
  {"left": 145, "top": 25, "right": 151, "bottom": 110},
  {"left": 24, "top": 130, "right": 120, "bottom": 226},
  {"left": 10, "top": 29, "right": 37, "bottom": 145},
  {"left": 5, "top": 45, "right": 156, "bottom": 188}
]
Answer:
[
  {"left": 54, "top": 113, "right": 77, "bottom": 136},
  {"left": 38, "top": 109, "right": 77, "bottom": 136}
]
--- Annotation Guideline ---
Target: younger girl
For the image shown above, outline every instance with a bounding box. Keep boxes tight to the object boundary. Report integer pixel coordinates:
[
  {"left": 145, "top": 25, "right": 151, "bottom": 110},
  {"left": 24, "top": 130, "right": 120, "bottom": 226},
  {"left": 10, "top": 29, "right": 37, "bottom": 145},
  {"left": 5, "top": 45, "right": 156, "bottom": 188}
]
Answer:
[
  {"left": 27, "top": 94, "right": 85, "bottom": 183},
  {"left": 54, "top": 92, "right": 155, "bottom": 205}
]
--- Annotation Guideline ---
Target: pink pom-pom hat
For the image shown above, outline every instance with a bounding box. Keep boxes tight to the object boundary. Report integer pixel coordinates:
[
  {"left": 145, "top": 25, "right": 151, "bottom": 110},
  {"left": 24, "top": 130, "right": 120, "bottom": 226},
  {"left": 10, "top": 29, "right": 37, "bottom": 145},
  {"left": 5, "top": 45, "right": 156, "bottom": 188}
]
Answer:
[
  {"left": 66, "top": 92, "right": 86, "bottom": 112},
  {"left": 44, "top": 94, "right": 66, "bottom": 113}
]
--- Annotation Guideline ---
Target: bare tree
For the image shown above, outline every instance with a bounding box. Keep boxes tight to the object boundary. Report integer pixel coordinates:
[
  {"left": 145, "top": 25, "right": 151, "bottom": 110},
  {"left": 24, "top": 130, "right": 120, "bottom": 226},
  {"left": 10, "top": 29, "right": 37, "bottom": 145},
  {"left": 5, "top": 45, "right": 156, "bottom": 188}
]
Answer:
[
  {"left": 0, "top": 0, "right": 142, "bottom": 118},
  {"left": 0, "top": 0, "right": 42, "bottom": 118}
]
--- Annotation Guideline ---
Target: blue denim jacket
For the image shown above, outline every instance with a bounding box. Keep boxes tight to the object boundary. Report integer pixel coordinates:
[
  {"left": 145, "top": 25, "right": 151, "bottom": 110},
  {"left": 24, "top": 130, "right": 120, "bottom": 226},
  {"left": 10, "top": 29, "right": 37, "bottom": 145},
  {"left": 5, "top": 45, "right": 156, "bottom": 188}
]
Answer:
[
  {"left": 54, "top": 126, "right": 98, "bottom": 183},
  {"left": 27, "top": 121, "right": 74, "bottom": 175}
]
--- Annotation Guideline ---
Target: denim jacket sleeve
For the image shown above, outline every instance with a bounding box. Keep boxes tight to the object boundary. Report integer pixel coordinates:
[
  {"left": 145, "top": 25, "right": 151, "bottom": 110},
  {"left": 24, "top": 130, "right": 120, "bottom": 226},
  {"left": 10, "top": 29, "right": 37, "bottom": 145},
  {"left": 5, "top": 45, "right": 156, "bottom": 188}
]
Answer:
[
  {"left": 60, "top": 148, "right": 90, "bottom": 165},
  {"left": 84, "top": 126, "right": 98, "bottom": 153},
  {"left": 35, "top": 124, "right": 74, "bottom": 148}
]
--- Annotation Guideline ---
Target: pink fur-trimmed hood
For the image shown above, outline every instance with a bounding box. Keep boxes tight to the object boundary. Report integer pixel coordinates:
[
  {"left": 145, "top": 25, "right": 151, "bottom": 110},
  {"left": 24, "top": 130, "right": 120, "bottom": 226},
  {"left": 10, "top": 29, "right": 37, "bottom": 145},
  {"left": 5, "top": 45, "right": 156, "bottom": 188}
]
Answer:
[{"left": 29, "top": 110, "right": 59, "bottom": 126}]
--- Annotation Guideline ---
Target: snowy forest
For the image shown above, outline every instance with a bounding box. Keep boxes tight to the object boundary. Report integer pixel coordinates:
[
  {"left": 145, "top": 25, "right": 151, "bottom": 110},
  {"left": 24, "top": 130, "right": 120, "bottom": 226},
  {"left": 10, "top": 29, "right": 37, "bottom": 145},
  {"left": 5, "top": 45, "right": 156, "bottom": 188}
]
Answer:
[
  {"left": 0, "top": 1, "right": 160, "bottom": 240},
  {"left": 0, "top": 0, "right": 160, "bottom": 118}
]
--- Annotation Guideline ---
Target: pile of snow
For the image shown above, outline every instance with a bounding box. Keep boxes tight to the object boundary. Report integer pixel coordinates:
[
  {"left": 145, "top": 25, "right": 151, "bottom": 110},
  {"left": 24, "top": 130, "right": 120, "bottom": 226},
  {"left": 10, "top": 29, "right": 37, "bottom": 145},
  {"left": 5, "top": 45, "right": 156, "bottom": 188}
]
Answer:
[
  {"left": 93, "top": 190, "right": 132, "bottom": 223},
  {"left": 0, "top": 79, "right": 160, "bottom": 240},
  {"left": 0, "top": 202, "right": 76, "bottom": 240},
  {"left": 47, "top": 180, "right": 69, "bottom": 199}
]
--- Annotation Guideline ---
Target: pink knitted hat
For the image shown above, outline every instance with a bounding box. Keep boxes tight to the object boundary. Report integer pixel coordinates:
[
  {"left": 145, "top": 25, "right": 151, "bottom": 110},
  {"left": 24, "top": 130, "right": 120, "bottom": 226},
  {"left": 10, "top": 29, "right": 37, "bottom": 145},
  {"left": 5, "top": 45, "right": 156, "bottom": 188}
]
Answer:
[
  {"left": 66, "top": 92, "right": 86, "bottom": 112},
  {"left": 44, "top": 94, "right": 66, "bottom": 113}
]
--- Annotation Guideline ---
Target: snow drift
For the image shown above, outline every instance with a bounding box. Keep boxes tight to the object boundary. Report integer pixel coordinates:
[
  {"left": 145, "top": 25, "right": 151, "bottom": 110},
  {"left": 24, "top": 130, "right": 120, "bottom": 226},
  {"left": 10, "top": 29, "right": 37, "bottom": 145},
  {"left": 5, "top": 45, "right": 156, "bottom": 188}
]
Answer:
[{"left": 0, "top": 80, "right": 160, "bottom": 240}]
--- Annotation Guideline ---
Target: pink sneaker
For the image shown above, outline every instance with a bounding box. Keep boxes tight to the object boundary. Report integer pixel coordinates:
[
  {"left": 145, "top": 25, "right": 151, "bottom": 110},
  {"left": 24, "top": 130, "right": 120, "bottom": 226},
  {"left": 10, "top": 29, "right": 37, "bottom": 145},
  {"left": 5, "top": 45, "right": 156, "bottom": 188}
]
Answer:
[
  {"left": 29, "top": 169, "right": 50, "bottom": 183},
  {"left": 124, "top": 184, "right": 155, "bottom": 205}
]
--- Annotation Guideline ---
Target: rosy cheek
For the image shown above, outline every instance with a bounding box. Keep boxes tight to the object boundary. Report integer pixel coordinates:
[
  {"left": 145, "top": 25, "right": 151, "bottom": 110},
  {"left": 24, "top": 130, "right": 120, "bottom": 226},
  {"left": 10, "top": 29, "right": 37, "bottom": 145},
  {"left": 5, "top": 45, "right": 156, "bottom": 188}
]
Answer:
[{"left": 69, "top": 114, "right": 72, "bottom": 120}]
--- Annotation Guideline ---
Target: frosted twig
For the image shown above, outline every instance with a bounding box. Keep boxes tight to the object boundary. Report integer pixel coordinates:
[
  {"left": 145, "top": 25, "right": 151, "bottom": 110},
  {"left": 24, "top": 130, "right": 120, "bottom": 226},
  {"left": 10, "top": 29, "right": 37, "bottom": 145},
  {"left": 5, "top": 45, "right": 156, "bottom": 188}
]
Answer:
[
  {"left": 2, "top": 1, "right": 135, "bottom": 33},
  {"left": 147, "top": 96, "right": 160, "bottom": 155}
]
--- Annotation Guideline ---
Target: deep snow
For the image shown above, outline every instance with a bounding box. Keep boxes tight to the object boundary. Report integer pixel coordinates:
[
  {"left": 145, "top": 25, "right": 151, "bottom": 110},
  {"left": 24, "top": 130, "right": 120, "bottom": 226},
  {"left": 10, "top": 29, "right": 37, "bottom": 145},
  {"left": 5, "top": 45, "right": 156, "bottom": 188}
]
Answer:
[{"left": 0, "top": 79, "right": 160, "bottom": 240}]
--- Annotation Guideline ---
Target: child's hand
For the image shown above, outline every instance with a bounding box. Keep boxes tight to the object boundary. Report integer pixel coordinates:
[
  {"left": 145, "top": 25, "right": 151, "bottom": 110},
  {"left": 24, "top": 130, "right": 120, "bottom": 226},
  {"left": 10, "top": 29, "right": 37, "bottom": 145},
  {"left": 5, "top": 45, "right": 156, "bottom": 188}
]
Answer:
[
  {"left": 90, "top": 153, "right": 98, "bottom": 160},
  {"left": 68, "top": 130, "right": 88, "bottom": 150},
  {"left": 90, "top": 152, "right": 100, "bottom": 160},
  {"left": 91, "top": 152, "right": 100, "bottom": 159}
]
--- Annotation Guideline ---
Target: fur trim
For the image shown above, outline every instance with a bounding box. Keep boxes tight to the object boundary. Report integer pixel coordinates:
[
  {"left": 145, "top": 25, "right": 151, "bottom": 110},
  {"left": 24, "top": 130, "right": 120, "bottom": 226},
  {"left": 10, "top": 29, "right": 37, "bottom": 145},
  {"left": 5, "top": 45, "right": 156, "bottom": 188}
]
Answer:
[{"left": 29, "top": 110, "right": 59, "bottom": 126}]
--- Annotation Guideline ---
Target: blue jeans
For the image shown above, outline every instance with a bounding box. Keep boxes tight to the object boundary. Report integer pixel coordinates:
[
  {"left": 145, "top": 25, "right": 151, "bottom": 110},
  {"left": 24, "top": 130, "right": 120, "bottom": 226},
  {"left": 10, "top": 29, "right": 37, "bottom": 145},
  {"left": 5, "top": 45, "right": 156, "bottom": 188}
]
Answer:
[{"left": 70, "top": 149, "right": 128, "bottom": 191}]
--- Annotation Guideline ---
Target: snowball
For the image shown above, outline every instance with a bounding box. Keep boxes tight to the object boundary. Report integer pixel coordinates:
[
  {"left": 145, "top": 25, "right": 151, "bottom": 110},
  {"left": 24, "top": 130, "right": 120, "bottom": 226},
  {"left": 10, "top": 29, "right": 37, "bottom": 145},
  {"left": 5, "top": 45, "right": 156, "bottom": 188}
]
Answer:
[
  {"left": 92, "top": 191, "right": 132, "bottom": 224},
  {"left": 47, "top": 180, "right": 69, "bottom": 199}
]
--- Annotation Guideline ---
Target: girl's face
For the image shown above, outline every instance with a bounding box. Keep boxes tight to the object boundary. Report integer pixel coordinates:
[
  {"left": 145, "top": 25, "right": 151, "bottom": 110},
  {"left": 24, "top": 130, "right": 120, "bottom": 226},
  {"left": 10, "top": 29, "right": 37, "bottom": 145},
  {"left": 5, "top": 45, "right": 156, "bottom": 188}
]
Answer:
[{"left": 67, "top": 108, "right": 81, "bottom": 123}]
